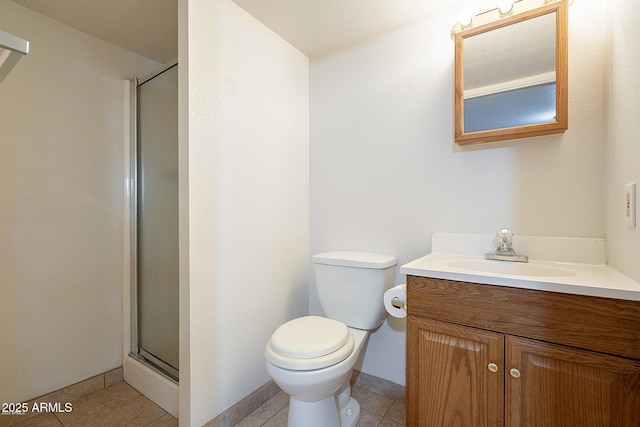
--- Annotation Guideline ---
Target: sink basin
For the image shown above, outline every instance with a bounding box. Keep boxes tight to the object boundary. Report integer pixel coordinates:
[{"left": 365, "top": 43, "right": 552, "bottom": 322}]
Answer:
[{"left": 445, "top": 260, "right": 578, "bottom": 277}]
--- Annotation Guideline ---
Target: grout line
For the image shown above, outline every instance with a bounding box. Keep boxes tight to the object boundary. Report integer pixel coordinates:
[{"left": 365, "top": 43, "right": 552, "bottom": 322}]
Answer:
[
  {"left": 53, "top": 413, "right": 64, "bottom": 427},
  {"left": 141, "top": 412, "right": 171, "bottom": 427}
]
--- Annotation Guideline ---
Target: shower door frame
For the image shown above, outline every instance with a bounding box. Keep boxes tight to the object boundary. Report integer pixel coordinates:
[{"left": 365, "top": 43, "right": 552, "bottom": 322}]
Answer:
[{"left": 129, "top": 59, "right": 179, "bottom": 383}]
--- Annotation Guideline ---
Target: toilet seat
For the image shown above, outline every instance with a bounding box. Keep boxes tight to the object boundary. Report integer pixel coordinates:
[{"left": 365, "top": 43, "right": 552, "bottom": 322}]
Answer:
[{"left": 265, "top": 316, "right": 355, "bottom": 371}]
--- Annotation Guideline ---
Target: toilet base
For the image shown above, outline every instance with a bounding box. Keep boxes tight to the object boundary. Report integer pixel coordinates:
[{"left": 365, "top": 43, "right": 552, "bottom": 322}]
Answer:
[
  {"left": 266, "top": 327, "right": 370, "bottom": 427},
  {"left": 287, "top": 395, "right": 361, "bottom": 427},
  {"left": 340, "top": 397, "right": 361, "bottom": 427}
]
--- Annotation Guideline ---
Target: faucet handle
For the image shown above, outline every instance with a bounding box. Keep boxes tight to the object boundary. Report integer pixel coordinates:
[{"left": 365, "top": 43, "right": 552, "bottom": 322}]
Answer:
[
  {"left": 486, "top": 228, "right": 528, "bottom": 262},
  {"left": 498, "top": 228, "right": 513, "bottom": 238},
  {"left": 497, "top": 228, "right": 513, "bottom": 251}
]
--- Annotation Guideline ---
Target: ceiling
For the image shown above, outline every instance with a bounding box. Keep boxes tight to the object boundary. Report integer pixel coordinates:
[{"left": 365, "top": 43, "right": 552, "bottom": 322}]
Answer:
[
  {"left": 9, "top": 0, "right": 457, "bottom": 62},
  {"left": 10, "top": 0, "right": 178, "bottom": 63},
  {"left": 231, "top": 0, "right": 455, "bottom": 58}
]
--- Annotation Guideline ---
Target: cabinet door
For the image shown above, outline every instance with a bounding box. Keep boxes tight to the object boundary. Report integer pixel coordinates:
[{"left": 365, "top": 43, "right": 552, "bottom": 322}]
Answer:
[
  {"left": 407, "top": 317, "right": 504, "bottom": 427},
  {"left": 506, "top": 336, "right": 640, "bottom": 427}
]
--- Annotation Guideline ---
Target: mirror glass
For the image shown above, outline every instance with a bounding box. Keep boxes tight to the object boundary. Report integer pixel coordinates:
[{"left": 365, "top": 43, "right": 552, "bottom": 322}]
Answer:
[{"left": 454, "top": 1, "right": 567, "bottom": 145}]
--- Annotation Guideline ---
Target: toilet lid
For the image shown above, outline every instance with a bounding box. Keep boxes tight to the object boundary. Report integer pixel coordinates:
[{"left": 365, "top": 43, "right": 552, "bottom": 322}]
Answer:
[
  {"left": 265, "top": 316, "right": 355, "bottom": 370},
  {"left": 269, "top": 316, "right": 349, "bottom": 359}
]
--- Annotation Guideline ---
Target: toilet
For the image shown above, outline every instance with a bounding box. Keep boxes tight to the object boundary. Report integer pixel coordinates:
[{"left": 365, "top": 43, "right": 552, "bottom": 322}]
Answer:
[{"left": 265, "top": 251, "right": 397, "bottom": 427}]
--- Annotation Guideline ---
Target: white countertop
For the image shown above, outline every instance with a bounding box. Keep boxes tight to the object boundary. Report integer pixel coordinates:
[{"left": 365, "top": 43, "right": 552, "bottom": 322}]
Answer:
[{"left": 401, "top": 253, "right": 640, "bottom": 301}]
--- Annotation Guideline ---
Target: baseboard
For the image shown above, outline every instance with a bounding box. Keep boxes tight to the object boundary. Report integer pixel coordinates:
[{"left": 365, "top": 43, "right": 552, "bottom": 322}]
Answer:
[{"left": 203, "top": 381, "right": 280, "bottom": 427}]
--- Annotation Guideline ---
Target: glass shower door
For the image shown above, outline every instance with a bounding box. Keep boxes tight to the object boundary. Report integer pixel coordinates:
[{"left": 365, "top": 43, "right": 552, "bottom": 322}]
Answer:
[{"left": 133, "top": 62, "right": 178, "bottom": 380}]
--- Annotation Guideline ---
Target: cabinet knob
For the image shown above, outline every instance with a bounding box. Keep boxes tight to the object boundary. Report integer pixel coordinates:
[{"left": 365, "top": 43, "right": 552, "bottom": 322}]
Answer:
[
  {"left": 510, "top": 368, "right": 521, "bottom": 379},
  {"left": 487, "top": 363, "right": 498, "bottom": 373}
]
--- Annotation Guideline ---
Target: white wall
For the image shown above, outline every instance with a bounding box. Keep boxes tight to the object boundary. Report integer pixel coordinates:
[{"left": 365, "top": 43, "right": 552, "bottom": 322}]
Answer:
[
  {"left": 309, "top": 0, "right": 608, "bottom": 386},
  {"left": 605, "top": 0, "right": 640, "bottom": 282},
  {"left": 181, "top": 0, "right": 309, "bottom": 425},
  {"left": 0, "top": 1, "right": 159, "bottom": 403},
  {"left": 4, "top": 0, "right": 632, "bottom": 420}
]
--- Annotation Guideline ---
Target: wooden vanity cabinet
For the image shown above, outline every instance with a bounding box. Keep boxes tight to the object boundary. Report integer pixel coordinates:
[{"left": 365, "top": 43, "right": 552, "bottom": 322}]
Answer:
[
  {"left": 408, "top": 316, "right": 505, "bottom": 426},
  {"left": 406, "top": 276, "right": 640, "bottom": 427}
]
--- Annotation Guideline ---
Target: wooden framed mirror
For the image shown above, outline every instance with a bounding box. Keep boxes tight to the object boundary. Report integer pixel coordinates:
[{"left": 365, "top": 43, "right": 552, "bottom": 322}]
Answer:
[{"left": 454, "top": 0, "right": 568, "bottom": 145}]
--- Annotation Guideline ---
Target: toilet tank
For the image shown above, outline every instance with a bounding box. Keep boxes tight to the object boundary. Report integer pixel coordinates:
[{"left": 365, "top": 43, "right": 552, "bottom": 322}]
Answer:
[{"left": 313, "top": 251, "right": 397, "bottom": 330}]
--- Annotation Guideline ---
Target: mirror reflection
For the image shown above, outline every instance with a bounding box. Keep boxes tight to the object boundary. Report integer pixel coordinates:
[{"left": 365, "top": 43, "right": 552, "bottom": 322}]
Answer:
[
  {"left": 454, "top": 1, "right": 568, "bottom": 145},
  {"left": 464, "top": 13, "right": 556, "bottom": 132}
]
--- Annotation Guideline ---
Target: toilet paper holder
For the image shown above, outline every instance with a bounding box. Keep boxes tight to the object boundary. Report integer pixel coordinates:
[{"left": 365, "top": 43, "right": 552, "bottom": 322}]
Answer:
[{"left": 391, "top": 297, "right": 406, "bottom": 310}]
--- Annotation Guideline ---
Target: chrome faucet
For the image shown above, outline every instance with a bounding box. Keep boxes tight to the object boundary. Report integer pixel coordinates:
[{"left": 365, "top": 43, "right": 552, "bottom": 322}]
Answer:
[{"left": 485, "top": 228, "right": 528, "bottom": 262}]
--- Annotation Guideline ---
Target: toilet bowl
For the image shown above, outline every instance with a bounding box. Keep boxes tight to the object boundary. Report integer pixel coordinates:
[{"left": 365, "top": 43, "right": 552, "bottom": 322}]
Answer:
[
  {"left": 264, "top": 251, "right": 397, "bottom": 427},
  {"left": 265, "top": 317, "right": 369, "bottom": 427}
]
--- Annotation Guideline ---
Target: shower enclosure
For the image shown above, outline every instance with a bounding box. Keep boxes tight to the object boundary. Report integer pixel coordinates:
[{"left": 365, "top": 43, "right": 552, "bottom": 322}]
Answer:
[{"left": 130, "top": 60, "right": 179, "bottom": 381}]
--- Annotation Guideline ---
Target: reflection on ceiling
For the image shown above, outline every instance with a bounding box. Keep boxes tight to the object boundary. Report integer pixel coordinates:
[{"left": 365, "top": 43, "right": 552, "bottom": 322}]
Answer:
[{"left": 464, "top": 11, "right": 556, "bottom": 90}]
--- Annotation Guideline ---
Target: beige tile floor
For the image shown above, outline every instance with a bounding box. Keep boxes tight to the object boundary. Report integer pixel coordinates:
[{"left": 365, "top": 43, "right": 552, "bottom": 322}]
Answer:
[
  {"left": 234, "top": 386, "right": 405, "bottom": 427},
  {"left": 5, "top": 381, "right": 405, "bottom": 427},
  {"left": 6, "top": 382, "right": 178, "bottom": 427}
]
